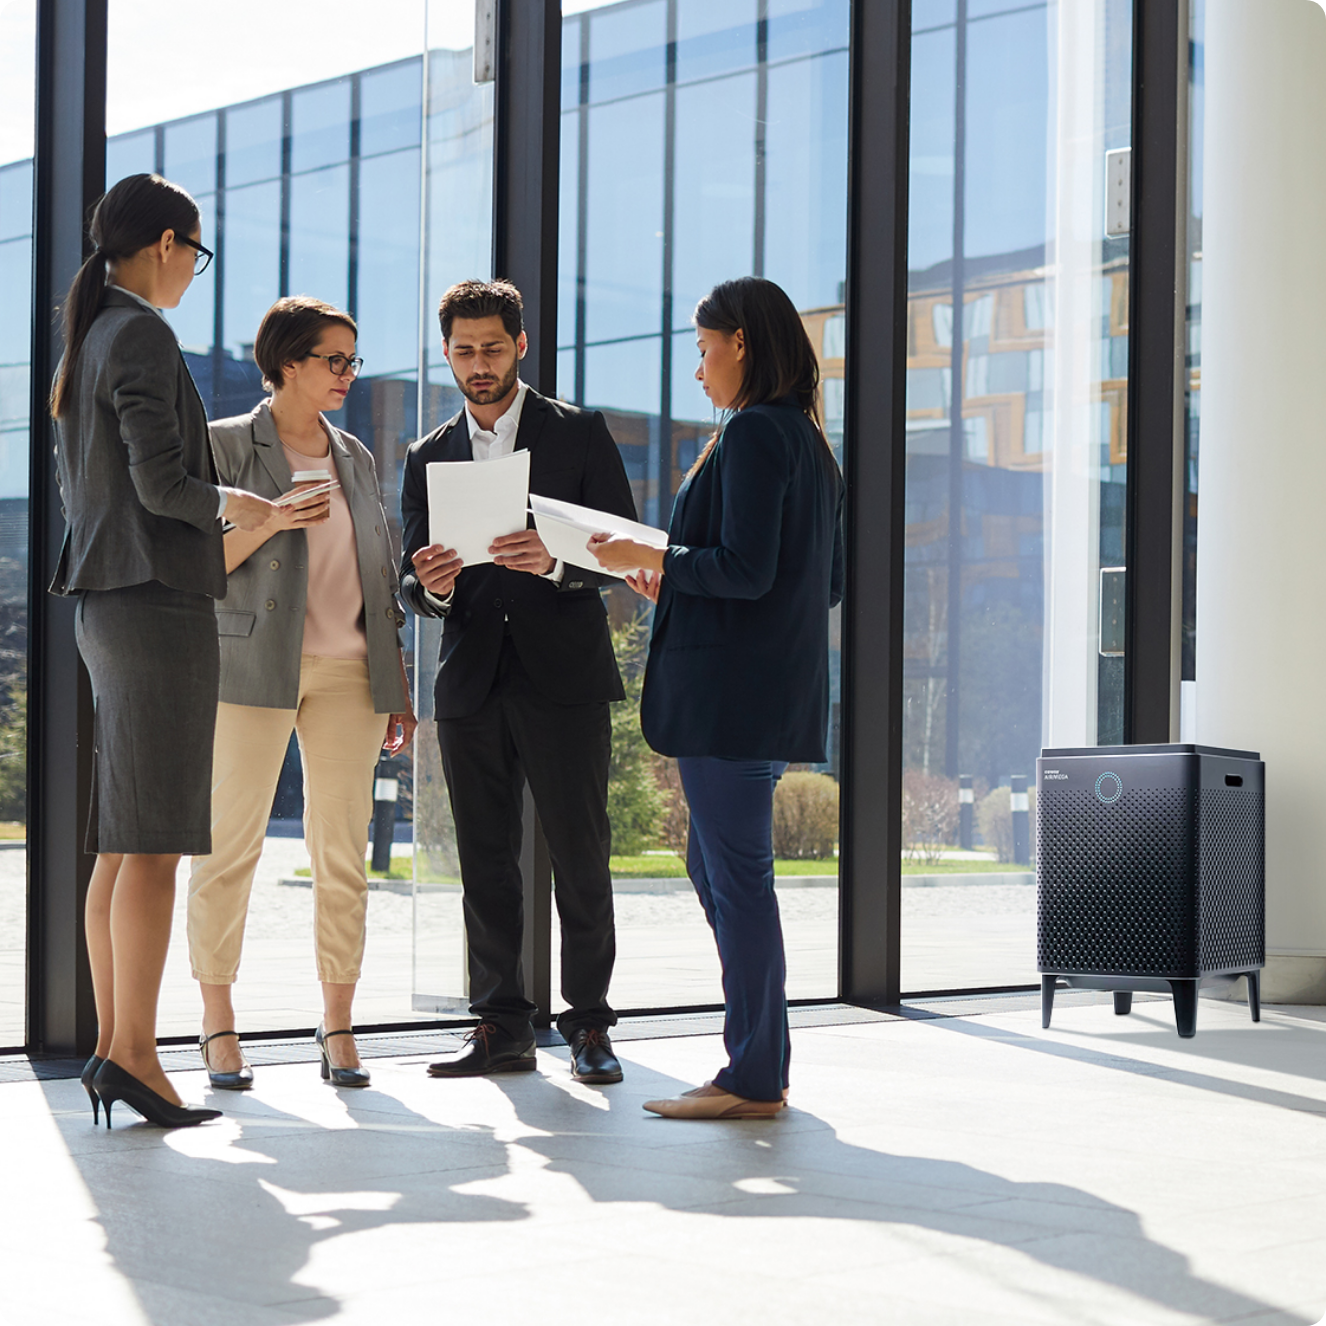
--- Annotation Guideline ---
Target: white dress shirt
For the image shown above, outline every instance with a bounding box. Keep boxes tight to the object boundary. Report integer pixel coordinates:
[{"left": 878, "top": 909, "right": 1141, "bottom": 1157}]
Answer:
[
  {"left": 111, "top": 283, "right": 228, "bottom": 521},
  {"left": 425, "top": 379, "right": 562, "bottom": 610}
]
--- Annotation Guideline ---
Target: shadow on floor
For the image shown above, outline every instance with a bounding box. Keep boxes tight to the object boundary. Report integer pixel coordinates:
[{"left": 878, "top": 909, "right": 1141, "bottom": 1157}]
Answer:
[
  {"left": 41, "top": 1044, "right": 1315, "bottom": 1326},
  {"left": 935, "top": 1007, "right": 1326, "bottom": 1116},
  {"left": 43, "top": 1077, "right": 524, "bottom": 1324},
  {"left": 495, "top": 1064, "right": 1308, "bottom": 1326}
]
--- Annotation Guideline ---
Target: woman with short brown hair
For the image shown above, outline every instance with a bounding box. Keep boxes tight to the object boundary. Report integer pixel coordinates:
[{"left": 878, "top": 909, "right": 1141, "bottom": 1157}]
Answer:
[{"left": 187, "top": 295, "right": 416, "bottom": 1090}]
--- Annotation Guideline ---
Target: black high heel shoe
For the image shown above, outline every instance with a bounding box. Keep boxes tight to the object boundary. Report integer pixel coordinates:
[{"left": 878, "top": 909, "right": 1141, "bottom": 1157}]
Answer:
[
  {"left": 316, "top": 1024, "right": 370, "bottom": 1088},
  {"left": 81, "top": 1054, "right": 104, "bottom": 1125},
  {"left": 92, "top": 1059, "right": 222, "bottom": 1129},
  {"left": 200, "top": 1030, "right": 254, "bottom": 1090}
]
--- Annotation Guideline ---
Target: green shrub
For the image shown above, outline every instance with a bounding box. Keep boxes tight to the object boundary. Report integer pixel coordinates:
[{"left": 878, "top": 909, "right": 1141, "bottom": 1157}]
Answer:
[
  {"left": 607, "top": 613, "right": 666, "bottom": 855},
  {"left": 976, "top": 784, "right": 1036, "bottom": 863},
  {"left": 772, "top": 771, "right": 839, "bottom": 859},
  {"left": 0, "top": 682, "right": 25, "bottom": 823}
]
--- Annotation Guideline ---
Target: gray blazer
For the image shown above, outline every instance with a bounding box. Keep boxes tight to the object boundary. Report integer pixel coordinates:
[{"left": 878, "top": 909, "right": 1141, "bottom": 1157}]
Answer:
[
  {"left": 209, "top": 401, "right": 408, "bottom": 713},
  {"left": 51, "top": 288, "right": 225, "bottom": 598}
]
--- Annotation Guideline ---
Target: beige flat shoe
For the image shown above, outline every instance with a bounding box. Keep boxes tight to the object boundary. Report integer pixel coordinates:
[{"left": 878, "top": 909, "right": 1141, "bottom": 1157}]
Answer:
[
  {"left": 644, "top": 1083, "right": 784, "bottom": 1119},
  {"left": 682, "top": 1080, "right": 789, "bottom": 1106}
]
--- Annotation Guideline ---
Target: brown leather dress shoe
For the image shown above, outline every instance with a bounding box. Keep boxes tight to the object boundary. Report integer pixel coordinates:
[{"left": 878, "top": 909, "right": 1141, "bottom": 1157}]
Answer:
[{"left": 643, "top": 1083, "right": 784, "bottom": 1119}]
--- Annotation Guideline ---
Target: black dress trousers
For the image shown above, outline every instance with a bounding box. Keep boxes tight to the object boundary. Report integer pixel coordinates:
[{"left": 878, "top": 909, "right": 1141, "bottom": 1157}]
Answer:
[{"left": 438, "top": 634, "right": 616, "bottom": 1039}]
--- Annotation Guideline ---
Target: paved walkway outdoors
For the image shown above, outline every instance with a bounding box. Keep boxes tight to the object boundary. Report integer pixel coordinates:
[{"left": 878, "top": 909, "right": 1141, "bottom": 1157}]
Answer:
[
  {"left": 0, "top": 840, "right": 1038, "bottom": 1048},
  {"left": 4, "top": 998, "right": 1324, "bottom": 1324}
]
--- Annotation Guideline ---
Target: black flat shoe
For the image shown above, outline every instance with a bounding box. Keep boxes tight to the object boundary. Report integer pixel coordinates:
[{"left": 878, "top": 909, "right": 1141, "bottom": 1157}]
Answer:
[
  {"left": 200, "top": 1030, "right": 254, "bottom": 1090},
  {"left": 427, "top": 1022, "right": 536, "bottom": 1077},
  {"left": 92, "top": 1059, "right": 221, "bottom": 1129},
  {"left": 81, "top": 1054, "right": 105, "bottom": 1125},
  {"left": 567, "top": 1028, "right": 623, "bottom": 1084},
  {"left": 316, "top": 1024, "right": 370, "bottom": 1088}
]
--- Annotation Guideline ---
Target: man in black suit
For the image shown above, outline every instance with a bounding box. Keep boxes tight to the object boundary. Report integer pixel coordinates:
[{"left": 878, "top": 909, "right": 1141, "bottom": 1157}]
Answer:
[{"left": 400, "top": 279, "right": 635, "bottom": 1083}]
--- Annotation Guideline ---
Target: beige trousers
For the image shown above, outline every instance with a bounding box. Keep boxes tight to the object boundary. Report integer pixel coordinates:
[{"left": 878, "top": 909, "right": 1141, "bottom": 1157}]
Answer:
[{"left": 187, "top": 655, "right": 389, "bottom": 985}]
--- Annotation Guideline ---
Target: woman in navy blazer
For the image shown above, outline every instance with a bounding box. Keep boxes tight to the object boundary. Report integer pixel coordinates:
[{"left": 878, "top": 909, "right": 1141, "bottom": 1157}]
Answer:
[{"left": 593, "top": 277, "right": 843, "bottom": 1119}]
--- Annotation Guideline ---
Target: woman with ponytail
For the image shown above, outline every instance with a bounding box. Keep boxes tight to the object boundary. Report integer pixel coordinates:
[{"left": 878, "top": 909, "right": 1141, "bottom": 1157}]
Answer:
[
  {"left": 592, "top": 276, "right": 844, "bottom": 1119},
  {"left": 50, "top": 173, "right": 277, "bottom": 1128}
]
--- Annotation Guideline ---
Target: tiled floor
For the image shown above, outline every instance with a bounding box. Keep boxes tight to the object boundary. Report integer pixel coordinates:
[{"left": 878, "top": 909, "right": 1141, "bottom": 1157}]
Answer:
[{"left": 5, "top": 997, "right": 1326, "bottom": 1324}]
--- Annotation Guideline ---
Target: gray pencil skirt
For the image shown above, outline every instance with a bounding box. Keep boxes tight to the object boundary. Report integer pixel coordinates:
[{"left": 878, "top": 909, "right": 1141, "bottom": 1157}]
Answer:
[{"left": 75, "top": 580, "right": 219, "bottom": 855}]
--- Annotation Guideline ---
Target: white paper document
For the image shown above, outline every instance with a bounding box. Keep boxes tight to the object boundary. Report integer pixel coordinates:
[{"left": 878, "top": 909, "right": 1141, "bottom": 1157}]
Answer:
[
  {"left": 529, "top": 493, "right": 668, "bottom": 578},
  {"left": 427, "top": 450, "right": 531, "bottom": 566}
]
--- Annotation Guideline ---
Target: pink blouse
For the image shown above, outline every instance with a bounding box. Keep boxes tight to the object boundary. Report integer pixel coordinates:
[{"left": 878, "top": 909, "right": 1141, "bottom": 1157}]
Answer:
[{"left": 283, "top": 438, "right": 368, "bottom": 660}]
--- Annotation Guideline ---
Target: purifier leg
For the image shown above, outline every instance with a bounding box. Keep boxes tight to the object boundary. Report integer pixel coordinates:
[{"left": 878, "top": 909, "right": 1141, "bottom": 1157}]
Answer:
[
  {"left": 1246, "top": 971, "right": 1261, "bottom": 1023},
  {"left": 1171, "top": 980, "right": 1198, "bottom": 1038},
  {"left": 1041, "top": 975, "right": 1056, "bottom": 1029},
  {"left": 1113, "top": 992, "right": 1133, "bottom": 1016}
]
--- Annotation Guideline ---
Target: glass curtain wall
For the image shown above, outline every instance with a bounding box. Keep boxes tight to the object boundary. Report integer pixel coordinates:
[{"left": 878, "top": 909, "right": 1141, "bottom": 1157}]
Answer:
[
  {"left": 97, "top": 0, "right": 489, "bottom": 1035},
  {"left": 901, "top": 0, "right": 1133, "bottom": 992},
  {"left": 1181, "top": 0, "right": 1203, "bottom": 728},
  {"left": 558, "top": 0, "right": 849, "bottom": 1010},
  {"left": 0, "top": 1, "right": 36, "bottom": 1049}
]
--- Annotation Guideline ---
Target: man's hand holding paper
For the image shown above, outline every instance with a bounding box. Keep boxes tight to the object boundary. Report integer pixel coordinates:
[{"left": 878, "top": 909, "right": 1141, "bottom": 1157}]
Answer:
[{"left": 426, "top": 449, "right": 531, "bottom": 568}]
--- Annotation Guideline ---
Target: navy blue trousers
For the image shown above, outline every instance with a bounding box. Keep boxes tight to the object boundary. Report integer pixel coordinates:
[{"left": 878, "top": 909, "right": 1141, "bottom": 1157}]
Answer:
[{"left": 677, "top": 756, "right": 790, "bottom": 1103}]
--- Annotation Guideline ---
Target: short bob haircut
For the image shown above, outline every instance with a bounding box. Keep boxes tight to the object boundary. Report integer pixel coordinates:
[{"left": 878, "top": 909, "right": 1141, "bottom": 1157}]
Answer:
[
  {"left": 253, "top": 295, "right": 357, "bottom": 392},
  {"left": 438, "top": 278, "right": 523, "bottom": 343}
]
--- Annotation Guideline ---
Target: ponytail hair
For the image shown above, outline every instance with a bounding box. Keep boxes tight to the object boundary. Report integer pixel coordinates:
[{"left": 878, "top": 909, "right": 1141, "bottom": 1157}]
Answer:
[
  {"left": 49, "top": 173, "right": 200, "bottom": 418},
  {"left": 689, "top": 276, "right": 832, "bottom": 477}
]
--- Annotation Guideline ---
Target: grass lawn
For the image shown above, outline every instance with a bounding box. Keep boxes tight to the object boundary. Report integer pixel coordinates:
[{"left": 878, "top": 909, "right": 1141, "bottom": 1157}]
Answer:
[
  {"left": 608, "top": 854, "right": 840, "bottom": 878},
  {"left": 291, "top": 854, "right": 1031, "bottom": 882},
  {"left": 0, "top": 822, "right": 25, "bottom": 841},
  {"left": 901, "top": 858, "right": 1032, "bottom": 874}
]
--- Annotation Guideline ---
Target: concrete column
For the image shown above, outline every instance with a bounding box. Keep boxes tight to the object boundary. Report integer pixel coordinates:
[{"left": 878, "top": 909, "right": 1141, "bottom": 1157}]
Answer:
[{"left": 1198, "top": 0, "right": 1326, "bottom": 1001}]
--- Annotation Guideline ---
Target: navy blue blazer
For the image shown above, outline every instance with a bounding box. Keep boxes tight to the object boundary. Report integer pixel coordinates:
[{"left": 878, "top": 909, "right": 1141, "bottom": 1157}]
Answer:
[{"left": 641, "top": 399, "right": 844, "bottom": 761}]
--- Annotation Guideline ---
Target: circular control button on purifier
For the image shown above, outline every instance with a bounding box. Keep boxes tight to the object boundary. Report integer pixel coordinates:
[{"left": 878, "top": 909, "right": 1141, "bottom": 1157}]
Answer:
[{"left": 1095, "top": 771, "right": 1123, "bottom": 804}]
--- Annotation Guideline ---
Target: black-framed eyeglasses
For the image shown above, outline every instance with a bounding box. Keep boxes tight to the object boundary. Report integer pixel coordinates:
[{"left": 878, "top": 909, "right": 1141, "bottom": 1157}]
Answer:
[
  {"left": 176, "top": 234, "right": 214, "bottom": 275},
  {"left": 304, "top": 352, "right": 365, "bottom": 379}
]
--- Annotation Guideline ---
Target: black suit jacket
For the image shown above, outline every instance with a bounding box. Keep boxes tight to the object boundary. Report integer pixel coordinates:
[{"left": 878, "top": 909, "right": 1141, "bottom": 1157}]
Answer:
[
  {"left": 641, "top": 399, "right": 844, "bottom": 762},
  {"left": 400, "top": 387, "right": 638, "bottom": 719}
]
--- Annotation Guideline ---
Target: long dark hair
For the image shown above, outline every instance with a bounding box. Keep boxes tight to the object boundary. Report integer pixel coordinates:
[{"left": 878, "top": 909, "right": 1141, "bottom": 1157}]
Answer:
[
  {"left": 50, "top": 174, "right": 200, "bottom": 418},
  {"left": 689, "top": 276, "right": 831, "bottom": 476}
]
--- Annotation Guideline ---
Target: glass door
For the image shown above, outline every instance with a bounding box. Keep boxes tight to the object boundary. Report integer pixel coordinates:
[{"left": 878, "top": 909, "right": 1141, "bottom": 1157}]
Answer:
[
  {"left": 102, "top": 0, "right": 490, "bottom": 1036},
  {"left": 554, "top": 0, "right": 850, "bottom": 1012},
  {"left": 901, "top": 0, "right": 1134, "bottom": 992},
  {"left": 0, "top": 1, "right": 36, "bottom": 1049}
]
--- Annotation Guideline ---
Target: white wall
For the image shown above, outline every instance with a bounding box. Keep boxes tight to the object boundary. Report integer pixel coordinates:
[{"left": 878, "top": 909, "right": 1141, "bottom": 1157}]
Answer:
[{"left": 1200, "top": 0, "right": 1326, "bottom": 999}]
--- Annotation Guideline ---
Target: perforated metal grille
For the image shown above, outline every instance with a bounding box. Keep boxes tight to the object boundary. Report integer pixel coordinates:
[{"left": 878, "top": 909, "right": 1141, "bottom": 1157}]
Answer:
[
  {"left": 1037, "top": 789, "right": 1197, "bottom": 975},
  {"left": 1198, "top": 788, "right": 1265, "bottom": 971}
]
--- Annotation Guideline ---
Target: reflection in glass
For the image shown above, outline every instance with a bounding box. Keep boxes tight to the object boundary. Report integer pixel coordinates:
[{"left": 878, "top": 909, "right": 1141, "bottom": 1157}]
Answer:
[
  {"left": 1181, "top": 0, "right": 1204, "bottom": 716},
  {"left": 357, "top": 149, "right": 422, "bottom": 378},
  {"left": 291, "top": 80, "right": 351, "bottom": 175},
  {"left": 557, "top": 0, "right": 849, "bottom": 1011},
  {"left": 288, "top": 164, "right": 351, "bottom": 311},
  {"left": 900, "top": 0, "right": 1133, "bottom": 993},
  {"left": 105, "top": 129, "right": 155, "bottom": 187},
  {"left": 224, "top": 97, "right": 282, "bottom": 187},
  {"left": 164, "top": 115, "right": 217, "bottom": 197},
  {"left": 584, "top": 94, "right": 665, "bottom": 343},
  {"left": 221, "top": 178, "right": 281, "bottom": 360},
  {"left": 93, "top": 0, "right": 491, "bottom": 1035},
  {"left": 360, "top": 60, "right": 424, "bottom": 156},
  {"left": 0, "top": 0, "right": 34, "bottom": 1049}
]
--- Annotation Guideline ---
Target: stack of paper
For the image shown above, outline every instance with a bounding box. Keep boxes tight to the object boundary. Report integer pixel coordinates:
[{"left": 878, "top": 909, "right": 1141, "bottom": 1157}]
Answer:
[
  {"left": 529, "top": 493, "right": 668, "bottom": 578},
  {"left": 426, "top": 450, "right": 531, "bottom": 565}
]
